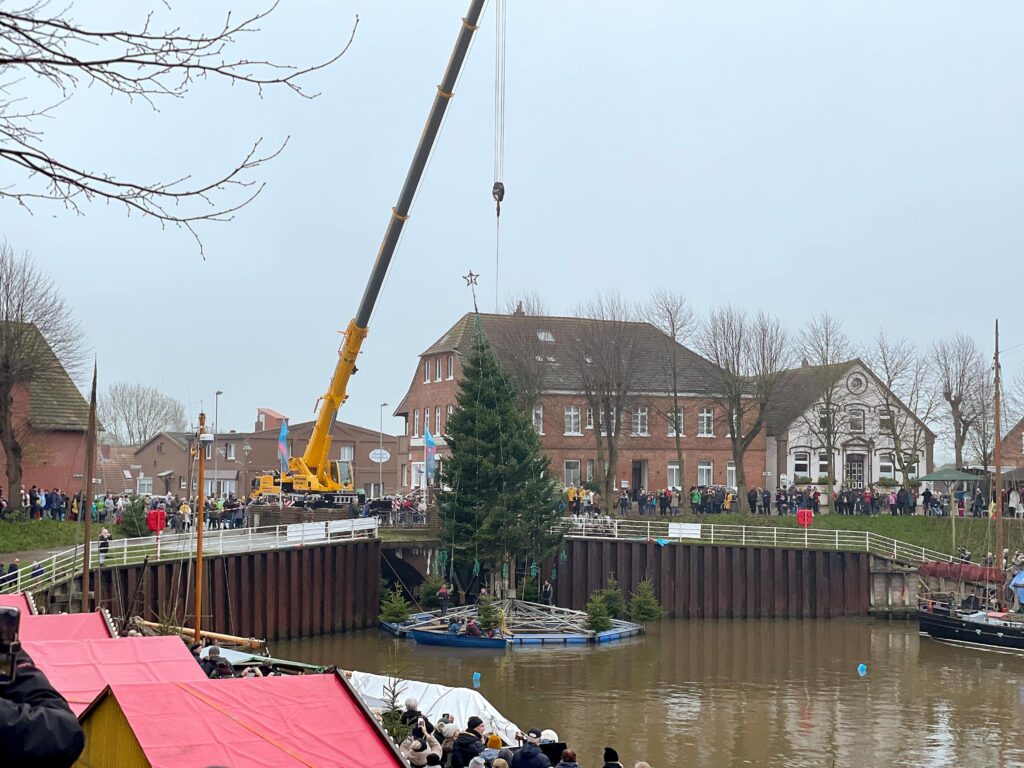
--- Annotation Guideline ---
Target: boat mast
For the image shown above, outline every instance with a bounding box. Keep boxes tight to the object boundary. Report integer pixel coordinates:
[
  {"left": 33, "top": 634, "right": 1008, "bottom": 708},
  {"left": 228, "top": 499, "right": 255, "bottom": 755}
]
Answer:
[
  {"left": 994, "top": 320, "right": 1004, "bottom": 602},
  {"left": 195, "top": 412, "right": 207, "bottom": 642},
  {"left": 81, "top": 362, "right": 97, "bottom": 613}
]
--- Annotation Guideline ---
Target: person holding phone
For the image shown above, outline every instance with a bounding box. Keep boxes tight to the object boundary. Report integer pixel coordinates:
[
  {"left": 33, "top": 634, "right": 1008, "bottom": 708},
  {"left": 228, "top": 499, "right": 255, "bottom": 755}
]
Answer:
[{"left": 0, "top": 607, "right": 85, "bottom": 767}]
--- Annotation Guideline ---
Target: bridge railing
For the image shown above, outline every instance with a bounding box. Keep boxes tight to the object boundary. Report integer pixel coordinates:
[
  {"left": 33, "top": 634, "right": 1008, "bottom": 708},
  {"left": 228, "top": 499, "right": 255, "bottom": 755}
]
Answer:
[
  {"left": 554, "top": 517, "right": 952, "bottom": 566},
  {"left": 0, "top": 517, "right": 379, "bottom": 596}
]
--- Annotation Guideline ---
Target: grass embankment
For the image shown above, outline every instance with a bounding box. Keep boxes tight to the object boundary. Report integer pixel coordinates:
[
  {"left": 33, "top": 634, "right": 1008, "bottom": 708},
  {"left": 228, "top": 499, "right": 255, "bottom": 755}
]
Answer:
[
  {"left": 379, "top": 527, "right": 441, "bottom": 544},
  {"left": 0, "top": 520, "right": 124, "bottom": 555},
  {"left": 632, "top": 512, "right": 1024, "bottom": 558}
]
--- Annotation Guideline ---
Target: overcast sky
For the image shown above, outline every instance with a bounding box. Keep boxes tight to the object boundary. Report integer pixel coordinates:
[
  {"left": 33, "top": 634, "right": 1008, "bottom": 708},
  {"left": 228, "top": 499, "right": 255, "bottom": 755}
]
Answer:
[{"left": 4, "top": 0, "right": 1023, "bottom": 444}]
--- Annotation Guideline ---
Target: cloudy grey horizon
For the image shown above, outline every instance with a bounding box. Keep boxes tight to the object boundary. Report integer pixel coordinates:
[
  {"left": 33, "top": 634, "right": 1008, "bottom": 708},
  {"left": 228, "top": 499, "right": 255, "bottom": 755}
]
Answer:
[{"left": 4, "top": 0, "right": 1022, "bottom": 457}]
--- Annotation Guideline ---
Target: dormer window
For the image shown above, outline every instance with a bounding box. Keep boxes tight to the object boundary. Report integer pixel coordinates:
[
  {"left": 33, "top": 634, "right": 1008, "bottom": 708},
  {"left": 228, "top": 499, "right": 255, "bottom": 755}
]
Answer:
[{"left": 537, "top": 330, "right": 555, "bottom": 343}]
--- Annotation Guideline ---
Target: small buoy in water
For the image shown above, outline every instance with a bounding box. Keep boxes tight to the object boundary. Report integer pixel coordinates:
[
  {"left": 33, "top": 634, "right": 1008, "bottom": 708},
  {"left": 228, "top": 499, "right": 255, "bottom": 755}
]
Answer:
[
  {"left": 857, "top": 663, "right": 868, "bottom": 677},
  {"left": 472, "top": 671, "right": 481, "bottom": 688}
]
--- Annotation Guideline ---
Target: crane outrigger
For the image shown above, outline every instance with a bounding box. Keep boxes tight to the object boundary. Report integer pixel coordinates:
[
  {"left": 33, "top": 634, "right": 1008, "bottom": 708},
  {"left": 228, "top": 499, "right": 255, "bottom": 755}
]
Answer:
[{"left": 252, "top": 0, "right": 486, "bottom": 506}]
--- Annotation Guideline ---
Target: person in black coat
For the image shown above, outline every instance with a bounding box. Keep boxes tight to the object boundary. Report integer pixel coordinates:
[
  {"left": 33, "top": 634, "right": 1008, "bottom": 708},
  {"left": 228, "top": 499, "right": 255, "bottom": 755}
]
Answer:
[
  {"left": 1, "top": 648, "right": 84, "bottom": 767},
  {"left": 451, "top": 716, "right": 485, "bottom": 768}
]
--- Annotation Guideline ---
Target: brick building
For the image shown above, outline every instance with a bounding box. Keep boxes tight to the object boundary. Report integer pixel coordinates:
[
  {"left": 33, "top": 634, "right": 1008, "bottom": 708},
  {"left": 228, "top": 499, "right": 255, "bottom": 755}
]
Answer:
[
  {"left": 132, "top": 408, "right": 405, "bottom": 498},
  {"left": 394, "top": 312, "right": 766, "bottom": 494},
  {"left": 0, "top": 323, "right": 90, "bottom": 497},
  {"left": 1001, "top": 416, "right": 1024, "bottom": 471}
]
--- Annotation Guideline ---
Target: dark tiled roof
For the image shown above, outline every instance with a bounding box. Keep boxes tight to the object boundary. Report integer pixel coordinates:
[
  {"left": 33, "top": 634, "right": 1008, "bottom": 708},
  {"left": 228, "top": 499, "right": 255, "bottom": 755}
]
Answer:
[
  {"left": 13, "top": 324, "right": 90, "bottom": 432},
  {"left": 763, "top": 361, "right": 856, "bottom": 437},
  {"left": 421, "top": 312, "right": 723, "bottom": 393}
]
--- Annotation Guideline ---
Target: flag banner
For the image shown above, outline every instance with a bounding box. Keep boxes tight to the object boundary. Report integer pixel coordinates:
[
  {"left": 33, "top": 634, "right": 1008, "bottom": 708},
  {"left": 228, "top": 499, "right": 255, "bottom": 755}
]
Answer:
[
  {"left": 424, "top": 428, "right": 437, "bottom": 481},
  {"left": 278, "top": 421, "right": 289, "bottom": 475}
]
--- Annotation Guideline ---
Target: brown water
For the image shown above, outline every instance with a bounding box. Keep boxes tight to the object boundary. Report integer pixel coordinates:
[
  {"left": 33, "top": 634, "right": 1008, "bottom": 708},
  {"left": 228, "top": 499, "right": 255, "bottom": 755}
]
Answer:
[{"left": 275, "top": 620, "right": 1024, "bottom": 767}]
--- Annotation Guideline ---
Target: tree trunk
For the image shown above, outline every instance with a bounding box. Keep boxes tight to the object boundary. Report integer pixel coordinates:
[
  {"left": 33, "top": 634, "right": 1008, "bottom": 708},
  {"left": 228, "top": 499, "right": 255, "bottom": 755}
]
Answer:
[
  {"left": 0, "top": 379, "right": 24, "bottom": 513},
  {"left": 733, "top": 438, "right": 747, "bottom": 516},
  {"left": 672, "top": 393, "right": 684, "bottom": 498},
  {"left": 951, "top": 401, "right": 965, "bottom": 468}
]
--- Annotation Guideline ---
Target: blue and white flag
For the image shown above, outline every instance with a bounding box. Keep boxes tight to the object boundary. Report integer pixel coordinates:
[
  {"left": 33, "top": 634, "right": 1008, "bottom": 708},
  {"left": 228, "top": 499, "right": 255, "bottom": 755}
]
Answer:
[
  {"left": 424, "top": 428, "right": 437, "bottom": 481},
  {"left": 278, "top": 420, "right": 289, "bottom": 474}
]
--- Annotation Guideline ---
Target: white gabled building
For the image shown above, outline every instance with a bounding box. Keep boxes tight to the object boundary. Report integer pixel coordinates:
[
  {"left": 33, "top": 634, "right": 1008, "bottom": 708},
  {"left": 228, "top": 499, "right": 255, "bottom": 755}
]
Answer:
[{"left": 765, "top": 359, "right": 935, "bottom": 491}]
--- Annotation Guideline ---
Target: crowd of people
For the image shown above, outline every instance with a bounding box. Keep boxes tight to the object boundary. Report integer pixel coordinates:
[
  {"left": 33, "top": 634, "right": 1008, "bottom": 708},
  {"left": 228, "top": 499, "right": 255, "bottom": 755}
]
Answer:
[{"left": 393, "top": 698, "right": 653, "bottom": 768}]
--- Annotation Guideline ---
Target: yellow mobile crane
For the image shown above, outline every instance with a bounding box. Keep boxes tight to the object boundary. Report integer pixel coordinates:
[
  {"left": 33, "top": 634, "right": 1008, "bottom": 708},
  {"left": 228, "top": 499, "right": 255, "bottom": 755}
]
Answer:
[{"left": 252, "top": 0, "right": 486, "bottom": 507}]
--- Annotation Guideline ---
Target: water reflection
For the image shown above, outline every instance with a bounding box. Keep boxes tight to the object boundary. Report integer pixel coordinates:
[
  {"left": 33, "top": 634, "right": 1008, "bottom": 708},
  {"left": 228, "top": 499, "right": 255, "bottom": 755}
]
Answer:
[{"left": 274, "top": 620, "right": 1024, "bottom": 767}]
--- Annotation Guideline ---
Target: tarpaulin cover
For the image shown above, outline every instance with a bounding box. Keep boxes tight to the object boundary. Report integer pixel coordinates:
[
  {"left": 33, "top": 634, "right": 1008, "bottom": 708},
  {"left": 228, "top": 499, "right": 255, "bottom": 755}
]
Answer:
[
  {"left": 22, "top": 636, "right": 205, "bottom": 715},
  {"left": 100, "top": 674, "right": 403, "bottom": 767},
  {"left": 0, "top": 593, "right": 32, "bottom": 614},
  {"left": 918, "top": 561, "right": 1003, "bottom": 584},
  {"left": 348, "top": 670, "right": 522, "bottom": 746},
  {"left": 19, "top": 612, "right": 112, "bottom": 641}
]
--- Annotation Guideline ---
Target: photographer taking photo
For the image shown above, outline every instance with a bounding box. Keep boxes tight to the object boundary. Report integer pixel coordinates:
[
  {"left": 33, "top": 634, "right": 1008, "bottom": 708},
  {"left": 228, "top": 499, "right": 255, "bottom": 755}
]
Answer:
[{"left": 0, "top": 607, "right": 85, "bottom": 767}]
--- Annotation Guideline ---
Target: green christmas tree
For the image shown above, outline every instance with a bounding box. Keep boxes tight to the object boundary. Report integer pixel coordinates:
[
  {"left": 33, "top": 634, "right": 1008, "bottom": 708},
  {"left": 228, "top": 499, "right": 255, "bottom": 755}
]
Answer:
[
  {"left": 597, "top": 577, "right": 627, "bottom": 620},
  {"left": 476, "top": 594, "right": 502, "bottom": 631},
  {"left": 439, "top": 327, "right": 563, "bottom": 573},
  {"left": 586, "top": 592, "right": 613, "bottom": 633},
  {"left": 379, "top": 585, "right": 411, "bottom": 624},
  {"left": 628, "top": 579, "right": 665, "bottom": 623}
]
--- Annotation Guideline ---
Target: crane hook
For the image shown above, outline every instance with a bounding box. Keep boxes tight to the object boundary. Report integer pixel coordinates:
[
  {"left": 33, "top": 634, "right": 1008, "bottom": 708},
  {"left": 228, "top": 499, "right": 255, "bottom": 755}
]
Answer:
[{"left": 492, "top": 181, "right": 505, "bottom": 217}]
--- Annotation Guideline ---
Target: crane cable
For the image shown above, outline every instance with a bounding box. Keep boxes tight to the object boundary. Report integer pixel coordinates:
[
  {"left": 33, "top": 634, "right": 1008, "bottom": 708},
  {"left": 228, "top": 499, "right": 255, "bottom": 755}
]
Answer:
[{"left": 492, "top": 0, "right": 507, "bottom": 311}]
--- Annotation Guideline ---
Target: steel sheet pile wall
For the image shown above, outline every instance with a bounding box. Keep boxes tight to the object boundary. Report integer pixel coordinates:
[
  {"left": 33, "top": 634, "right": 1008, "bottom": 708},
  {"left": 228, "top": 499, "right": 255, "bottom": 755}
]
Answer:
[
  {"left": 554, "top": 539, "right": 870, "bottom": 619},
  {"left": 53, "top": 539, "right": 381, "bottom": 641}
]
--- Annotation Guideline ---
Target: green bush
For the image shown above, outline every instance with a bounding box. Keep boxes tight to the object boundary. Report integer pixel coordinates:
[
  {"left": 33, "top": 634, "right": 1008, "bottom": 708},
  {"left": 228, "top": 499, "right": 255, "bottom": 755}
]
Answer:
[
  {"left": 121, "top": 497, "right": 149, "bottom": 538},
  {"left": 418, "top": 573, "right": 445, "bottom": 609},
  {"left": 628, "top": 579, "right": 665, "bottom": 623},
  {"left": 379, "top": 585, "right": 411, "bottom": 624},
  {"left": 476, "top": 594, "right": 501, "bottom": 631},
  {"left": 520, "top": 574, "right": 539, "bottom": 602},
  {"left": 816, "top": 476, "right": 835, "bottom": 484},
  {"left": 597, "top": 577, "right": 627, "bottom": 620},
  {"left": 586, "top": 594, "right": 613, "bottom": 633},
  {"left": 793, "top": 476, "right": 814, "bottom": 485},
  {"left": 875, "top": 478, "right": 898, "bottom": 488}
]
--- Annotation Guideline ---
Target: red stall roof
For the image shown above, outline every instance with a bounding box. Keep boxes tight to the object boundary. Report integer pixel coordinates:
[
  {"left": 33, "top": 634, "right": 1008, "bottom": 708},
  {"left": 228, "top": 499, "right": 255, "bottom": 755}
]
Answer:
[
  {"left": 85, "top": 673, "right": 405, "bottom": 767},
  {"left": 0, "top": 593, "right": 33, "bottom": 615},
  {"left": 19, "top": 612, "right": 113, "bottom": 642},
  {"left": 23, "top": 636, "right": 206, "bottom": 715}
]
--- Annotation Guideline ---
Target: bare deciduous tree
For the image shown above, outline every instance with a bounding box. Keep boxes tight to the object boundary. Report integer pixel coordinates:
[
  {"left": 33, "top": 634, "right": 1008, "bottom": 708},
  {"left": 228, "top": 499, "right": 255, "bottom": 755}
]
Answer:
[
  {"left": 865, "top": 333, "right": 938, "bottom": 487},
  {"left": 98, "top": 382, "right": 187, "bottom": 445},
  {"left": 644, "top": 290, "right": 696, "bottom": 492},
  {"left": 698, "top": 307, "right": 790, "bottom": 510},
  {"left": 571, "top": 295, "right": 644, "bottom": 508},
  {"left": 0, "top": 243, "right": 84, "bottom": 510},
  {"left": 932, "top": 333, "right": 983, "bottom": 468},
  {"left": 965, "top": 362, "right": 997, "bottom": 468},
  {"left": 496, "top": 293, "right": 551, "bottom": 411},
  {"left": 793, "top": 313, "right": 853, "bottom": 503},
  {"left": 0, "top": 3, "right": 358, "bottom": 254}
]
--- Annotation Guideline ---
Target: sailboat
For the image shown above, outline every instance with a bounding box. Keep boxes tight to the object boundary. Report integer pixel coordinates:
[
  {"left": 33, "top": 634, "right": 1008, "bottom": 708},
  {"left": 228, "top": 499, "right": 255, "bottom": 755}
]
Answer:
[{"left": 917, "top": 320, "right": 1024, "bottom": 652}]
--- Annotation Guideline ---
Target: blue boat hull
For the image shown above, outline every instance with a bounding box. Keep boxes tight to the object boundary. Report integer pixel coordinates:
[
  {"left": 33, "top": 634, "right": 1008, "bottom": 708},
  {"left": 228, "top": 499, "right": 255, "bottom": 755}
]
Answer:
[{"left": 410, "top": 629, "right": 508, "bottom": 649}]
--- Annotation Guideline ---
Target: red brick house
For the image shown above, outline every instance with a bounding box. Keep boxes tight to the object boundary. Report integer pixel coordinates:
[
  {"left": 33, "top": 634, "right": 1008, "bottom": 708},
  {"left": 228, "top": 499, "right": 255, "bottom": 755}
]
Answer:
[
  {"left": 1002, "top": 416, "right": 1024, "bottom": 471},
  {"left": 394, "top": 312, "right": 766, "bottom": 494},
  {"left": 0, "top": 324, "right": 89, "bottom": 498}
]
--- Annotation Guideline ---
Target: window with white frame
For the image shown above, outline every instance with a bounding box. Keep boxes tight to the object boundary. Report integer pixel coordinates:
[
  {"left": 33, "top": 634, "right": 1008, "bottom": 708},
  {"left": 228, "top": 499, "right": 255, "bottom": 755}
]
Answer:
[
  {"left": 586, "top": 406, "right": 594, "bottom": 430},
  {"left": 879, "top": 411, "right": 894, "bottom": 433},
  {"left": 225, "top": 443, "right": 236, "bottom": 461},
  {"left": 879, "top": 454, "right": 895, "bottom": 481},
  {"left": 849, "top": 409, "right": 865, "bottom": 434},
  {"left": 204, "top": 443, "right": 212, "bottom": 460},
  {"left": 697, "top": 460, "right": 713, "bottom": 487},
  {"left": 698, "top": 408, "right": 714, "bottom": 437},
  {"left": 221, "top": 480, "right": 237, "bottom": 496},
  {"left": 564, "top": 460, "right": 581, "bottom": 486},
  {"left": 435, "top": 406, "right": 441, "bottom": 434},
  {"left": 818, "top": 408, "right": 830, "bottom": 430},
  {"left": 179, "top": 476, "right": 186, "bottom": 490},
  {"left": 819, "top": 453, "right": 831, "bottom": 478},
  {"left": 631, "top": 407, "right": 649, "bottom": 436},
  {"left": 727, "top": 460, "right": 736, "bottom": 488},
  {"left": 903, "top": 454, "right": 920, "bottom": 478},
  {"left": 446, "top": 404, "right": 454, "bottom": 430},
  {"left": 423, "top": 360, "right": 430, "bottom": 383},
  {"left": 668, "top": 461, "right": 681, "bottom": 488},
  {"left": 586, "top": 459, "right": 594, "bottom": 482},
  {"left": 794, "top": 452, "right": 810, "bottom": 477},
  {"left": 446, "top": 354, "right": 454, "bottom": 379},
  {"left": 532, "top": 405, "right": 544, "bottom": 435},
  {"left": 435, "top": 357, "right": 442, "bottom": 381},
  {"left": 413, "top": 410, "right": 420, "bottom": 437},
  {"left": 340, "top": 445, "right": 355, "bottom": 462},
  {"left": 537, "top": 330, "right": 555, "bottom": 343},
  {"left": 667, "top": 409, "right": 684, "bottom": 437},
  {"left": 137, "top": 476, "right": 153, "bottom": 495},
  {"left": 564, "top": 406, "right": 581, "bottom": 435},
  {"left": 599, "top": 408, "right": 617, "bottom": 436}
]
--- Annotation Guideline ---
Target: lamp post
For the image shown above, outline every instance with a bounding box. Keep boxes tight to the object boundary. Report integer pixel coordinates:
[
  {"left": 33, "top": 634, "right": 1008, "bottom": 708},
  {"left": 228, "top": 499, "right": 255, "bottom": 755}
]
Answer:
[
  {"left": 379, "top": 402, "right": 388, "bottom": 498},
  {"left": 242, "top": 440, "right": 252, "bottom": 501},
  {"left": 214, "top": 390, "right": 223, "bottom": 499}
]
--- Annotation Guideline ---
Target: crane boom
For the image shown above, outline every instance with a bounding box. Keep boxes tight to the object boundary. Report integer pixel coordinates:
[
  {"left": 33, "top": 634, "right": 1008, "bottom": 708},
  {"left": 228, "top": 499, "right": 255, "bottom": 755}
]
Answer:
[{"left": 288, "top": 0, "right": 486, "bottom": 494}]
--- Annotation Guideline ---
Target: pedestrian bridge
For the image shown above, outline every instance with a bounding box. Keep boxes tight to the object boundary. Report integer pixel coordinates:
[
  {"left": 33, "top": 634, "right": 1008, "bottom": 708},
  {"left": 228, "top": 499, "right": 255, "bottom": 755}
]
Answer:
[{"left": 0, "top": 517, "right": 378, "bottom": 596}]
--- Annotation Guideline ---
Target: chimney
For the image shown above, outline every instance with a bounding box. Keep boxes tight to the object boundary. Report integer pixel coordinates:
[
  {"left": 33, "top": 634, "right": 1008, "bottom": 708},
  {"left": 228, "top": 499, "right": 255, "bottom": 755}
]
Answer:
[
  {"left": 801, "top": 358, "right": 809, "bottom": 368},
  {"left": 513, "top": 301, "right": 525, "bottom": 317}
]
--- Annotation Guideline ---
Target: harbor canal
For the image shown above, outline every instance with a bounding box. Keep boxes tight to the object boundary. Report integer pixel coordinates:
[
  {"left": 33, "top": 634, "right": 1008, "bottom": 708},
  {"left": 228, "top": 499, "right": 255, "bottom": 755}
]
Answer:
[{"left": 276, "top": 619, "right": 1024, "bottom": 767}]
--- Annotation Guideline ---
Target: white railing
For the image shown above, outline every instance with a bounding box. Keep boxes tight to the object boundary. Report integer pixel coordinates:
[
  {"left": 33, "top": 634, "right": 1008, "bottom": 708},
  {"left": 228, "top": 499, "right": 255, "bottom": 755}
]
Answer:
[
  {"left": 555, "top": 517, "right": 953, "bottom": 566},
  {"left": 0, "top": 517, "right": 378, "bottom": 596}
]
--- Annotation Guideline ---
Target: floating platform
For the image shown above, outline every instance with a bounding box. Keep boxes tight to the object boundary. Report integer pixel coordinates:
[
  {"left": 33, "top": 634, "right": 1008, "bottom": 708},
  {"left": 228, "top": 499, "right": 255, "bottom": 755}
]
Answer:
[
  {"left": 397, "top": 599, "right": 643, "bottom": 647},
  {"left": 379, "top": 612, "right": 437, "bottom": 637}
]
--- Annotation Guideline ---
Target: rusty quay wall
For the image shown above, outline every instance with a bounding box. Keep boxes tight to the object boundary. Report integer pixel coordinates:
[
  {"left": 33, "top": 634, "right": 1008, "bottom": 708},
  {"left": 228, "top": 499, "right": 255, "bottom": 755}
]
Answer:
[
  {"left": 41, "top": 538, "right": 381, "bottom": 642},
  {"left": 554, "top": 538, "right": 871, "bottom": 619}
]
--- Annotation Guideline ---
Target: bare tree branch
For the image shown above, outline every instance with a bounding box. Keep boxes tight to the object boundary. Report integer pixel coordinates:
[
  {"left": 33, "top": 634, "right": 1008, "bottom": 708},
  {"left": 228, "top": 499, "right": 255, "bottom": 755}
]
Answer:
[
  {"left": 932, "top": 333, "right": 982, "bottom": 468},
  {"left": 98, "top": 381, "right": 186, "bottom": 445},
  {"left": 0, "top": 2, "right": 358, "bottom": 255}
]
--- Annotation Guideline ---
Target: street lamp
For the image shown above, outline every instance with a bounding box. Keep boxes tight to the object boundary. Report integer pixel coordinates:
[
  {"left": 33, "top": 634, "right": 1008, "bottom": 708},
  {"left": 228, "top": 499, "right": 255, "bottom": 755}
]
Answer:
[
  {"left": 242, "top": 441, "right": 252, "bottom": 500},
  {"left": 214, "top": 390, "right": 223, "bottom": 499},
  {"left": 379, "top": 402, "right": 388, "bottom": 499}
]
